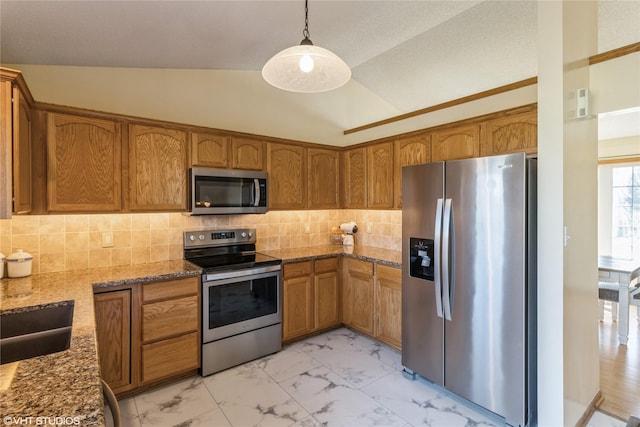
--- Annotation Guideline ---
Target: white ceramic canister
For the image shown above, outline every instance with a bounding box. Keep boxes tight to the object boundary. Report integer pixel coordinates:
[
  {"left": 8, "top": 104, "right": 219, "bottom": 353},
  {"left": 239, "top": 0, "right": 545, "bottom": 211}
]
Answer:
[
  {"left": 6, "top": 249, "right": 33, "bottom": 278},
  {"left": 0, "top": 252, "right": 5, "bottom": 278}
]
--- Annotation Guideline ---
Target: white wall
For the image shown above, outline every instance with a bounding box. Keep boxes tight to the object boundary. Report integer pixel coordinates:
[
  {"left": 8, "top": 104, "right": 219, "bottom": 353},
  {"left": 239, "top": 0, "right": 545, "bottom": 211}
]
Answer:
[{"left": 537, "top": 2, "right": 600, "bottom": 426}]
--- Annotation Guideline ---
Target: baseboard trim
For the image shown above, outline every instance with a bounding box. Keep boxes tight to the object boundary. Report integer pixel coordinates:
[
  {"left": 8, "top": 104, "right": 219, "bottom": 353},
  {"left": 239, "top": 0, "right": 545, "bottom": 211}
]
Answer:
[{"left": 575, "top": 391, "right": 603, "bottom": 427}]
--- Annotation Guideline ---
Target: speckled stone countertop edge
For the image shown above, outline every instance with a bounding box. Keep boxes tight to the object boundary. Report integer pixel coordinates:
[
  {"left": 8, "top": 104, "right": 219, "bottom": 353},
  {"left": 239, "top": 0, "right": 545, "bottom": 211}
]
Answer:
[{"left": 262, "top": 245, "right": 402, "bottom": 268}]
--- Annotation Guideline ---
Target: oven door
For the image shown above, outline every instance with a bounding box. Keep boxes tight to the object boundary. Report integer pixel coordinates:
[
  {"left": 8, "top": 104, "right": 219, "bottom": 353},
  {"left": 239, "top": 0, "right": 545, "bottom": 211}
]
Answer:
[{"left": 202, "top": 265, "right": 281, "bottom": 343}]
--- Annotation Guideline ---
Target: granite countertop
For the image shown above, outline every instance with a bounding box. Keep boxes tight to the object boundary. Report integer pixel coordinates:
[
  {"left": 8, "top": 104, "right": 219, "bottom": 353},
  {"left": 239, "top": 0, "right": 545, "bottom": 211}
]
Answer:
[
  {"left": 263, "top": 244, "right": 402, "bottom": 267},
  {"left": 0, "top": 260, "right": 202, "bottom": 426},
  {"left": 0, "top": 245, "right": 400, "bottom": 426}
]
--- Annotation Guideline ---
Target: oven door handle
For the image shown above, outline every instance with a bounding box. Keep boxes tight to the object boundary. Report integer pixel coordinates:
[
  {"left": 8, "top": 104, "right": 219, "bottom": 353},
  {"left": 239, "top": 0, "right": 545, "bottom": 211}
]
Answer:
[{"left": 203, "top": 264, "right": 281, "bottom": 282}]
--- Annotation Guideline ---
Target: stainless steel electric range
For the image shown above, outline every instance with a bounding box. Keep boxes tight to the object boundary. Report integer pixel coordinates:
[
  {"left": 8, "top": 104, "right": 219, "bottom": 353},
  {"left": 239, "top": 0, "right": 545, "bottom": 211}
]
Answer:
[{"left": 183, "top": 228, "right": 282, "bottom": 376}]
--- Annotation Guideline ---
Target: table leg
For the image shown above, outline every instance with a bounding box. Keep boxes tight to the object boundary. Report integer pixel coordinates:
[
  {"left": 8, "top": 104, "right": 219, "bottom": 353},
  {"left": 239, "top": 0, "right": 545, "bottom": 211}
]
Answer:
[{"left": 618, "top": 283, "right": 629, "bottom": 345}]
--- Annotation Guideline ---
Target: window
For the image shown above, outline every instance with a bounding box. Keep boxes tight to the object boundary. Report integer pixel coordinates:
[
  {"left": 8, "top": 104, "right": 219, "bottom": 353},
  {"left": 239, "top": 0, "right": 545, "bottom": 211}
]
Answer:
[{"left": 600, "top": 162, "right": 640, "bottom": 260}]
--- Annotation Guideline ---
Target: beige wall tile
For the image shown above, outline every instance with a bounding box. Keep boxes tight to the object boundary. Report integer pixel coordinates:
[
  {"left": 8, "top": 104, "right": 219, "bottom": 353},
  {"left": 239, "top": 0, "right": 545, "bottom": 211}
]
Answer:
[
  {"left": 169, "top": 244, "right": 183, "bottom": 260},
  {"left": 132, "top": 247, "right": 150, "bottom": 264},
  {"left": 150, "top": 229, "right": 169, "bottom": 246},
  {"left": 113, "top": 230, "right": 132, "bottom": 248},
  {"left": 0, "top": 219, "right": 11, "bottom": 236},
  {"left": 89, "top": 249, "right": 112, "bottom": 268},
  {"left": 66, "top": 232, "right": 89, "bottom": 252},
  {"left": 65, "top": 215, "right": 89, "bottom": 232},
  {"left": 66, "top": 251, "right": 88, "bottom": 271},
  {"left": 112, "top": 248, "right": 132, "bottom": 266},
  {"left": 131, "top": 230, "right": 150, "bottom": 248},
  {"left": 41, "top": 233, "right": 65, "bottom": 253},
  {"left": 89, "top": 214, "right": 112, "bottom": 232},
  {"left": 11, "top": 216, "right": 39, "bottom": 235},
  {"left": 168, "top": 213, "right": 185, "bottom": 229},
  {"left": 131, "top": 213, "right": 150, "bottom": 230},
  {"left": 40, "top": 252, "right": 65, "bottom": 273},
  {"left": 111, "top": 214, "right": 132, "bottom": 231},
  {"left": 149, "top": 213, "right": 169, "bottom": 229},
  {"left": 88, "top": 232, "right": 103, "bottom": 250},
  {"left": 150, "top": 245, "right": 169, "bottom": 262},
  {"left": 39, "top": 216, "right": 65, "bottom": 234}
]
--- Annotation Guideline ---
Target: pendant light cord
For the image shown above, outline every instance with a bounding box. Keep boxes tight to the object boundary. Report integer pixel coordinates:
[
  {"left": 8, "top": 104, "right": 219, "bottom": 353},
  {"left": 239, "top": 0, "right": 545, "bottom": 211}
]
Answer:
[{"left": 303, "top": 0, "right": 310, "bottom": 40}]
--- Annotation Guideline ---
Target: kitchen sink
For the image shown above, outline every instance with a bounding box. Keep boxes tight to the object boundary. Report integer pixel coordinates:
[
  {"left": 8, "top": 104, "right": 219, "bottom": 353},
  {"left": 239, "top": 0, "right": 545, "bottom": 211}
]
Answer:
[{"left": 0, "top": 301, "right": 74, "bottom": 364}]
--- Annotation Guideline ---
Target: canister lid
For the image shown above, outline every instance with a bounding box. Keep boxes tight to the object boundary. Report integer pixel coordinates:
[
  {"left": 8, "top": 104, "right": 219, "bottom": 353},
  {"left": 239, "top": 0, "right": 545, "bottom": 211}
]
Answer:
[{"left": 7, "top": 249, "right": 33, "bottom": 262}]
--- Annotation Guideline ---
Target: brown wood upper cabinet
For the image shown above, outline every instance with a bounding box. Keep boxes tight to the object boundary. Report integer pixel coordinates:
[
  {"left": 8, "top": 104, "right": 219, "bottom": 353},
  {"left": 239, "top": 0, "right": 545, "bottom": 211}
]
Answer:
[
  {"left": 480, "top": 110, "right": 537, "bottom": 156},
  {"left": 431, "top": 124, "right": 480, "bottom": 162},
  {"left": 47, "top": 113, "right": 121, "bottom": 212},
  {"left": 394, "top": 134, "right": 430, "bottom": 208},
  {"left": 367, "top": 142, "right": 394, "bottom": 208},
  {"left": 231, "top": 137, "right": 265, "bottom": 170},
  {"left": 268, "top": 142, "right": 306, "bottom": 209},
  {"left": 191, "top": 132, "right": 229, "bottom": 168},
  {"left": 129, "top": 124, "right": 187, "bottom": 211},
  {"left": 341, "top": 147, "right": 367, "bottom": 208},
  {"left": 0, "top": 76, "right": 32, "bottom": 217},
  {"left": 308, "top": 148, "right": 340, "bottom": 209}
]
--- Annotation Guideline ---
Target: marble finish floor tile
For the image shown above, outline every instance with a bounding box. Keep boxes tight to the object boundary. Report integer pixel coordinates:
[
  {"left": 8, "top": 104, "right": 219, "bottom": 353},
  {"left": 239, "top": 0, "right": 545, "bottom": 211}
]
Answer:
[{"left": 117, "top": 327, "right": 620, "bottom": 427}]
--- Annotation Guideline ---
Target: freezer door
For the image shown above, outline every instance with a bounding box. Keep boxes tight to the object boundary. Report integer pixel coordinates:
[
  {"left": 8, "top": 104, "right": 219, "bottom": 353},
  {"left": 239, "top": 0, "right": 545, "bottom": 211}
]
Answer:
[
  {"left": 401, "top": 162, "right": 445, "bottom": 385},
  {"left": 443, "top": 153, "right": 527, "bottom": 425}
]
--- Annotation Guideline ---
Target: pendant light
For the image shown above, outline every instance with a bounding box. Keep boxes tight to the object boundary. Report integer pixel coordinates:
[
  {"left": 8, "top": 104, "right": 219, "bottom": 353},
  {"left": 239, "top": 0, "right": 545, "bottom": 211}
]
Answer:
[{"left": 262, "top": 0, "right": 351, "bottom": 93}]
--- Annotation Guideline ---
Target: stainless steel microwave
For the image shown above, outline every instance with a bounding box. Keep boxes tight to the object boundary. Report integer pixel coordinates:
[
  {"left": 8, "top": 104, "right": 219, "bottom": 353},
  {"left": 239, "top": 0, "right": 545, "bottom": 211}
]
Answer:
[{"left": 188, "top": 167, "right": 268, "bottom": 215}]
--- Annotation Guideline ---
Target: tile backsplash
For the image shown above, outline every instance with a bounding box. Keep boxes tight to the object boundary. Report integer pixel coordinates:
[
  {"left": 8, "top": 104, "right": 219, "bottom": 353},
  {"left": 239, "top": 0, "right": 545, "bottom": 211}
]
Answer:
[{"left": 0, "top": 210, "right": 401, "bottom": 275}]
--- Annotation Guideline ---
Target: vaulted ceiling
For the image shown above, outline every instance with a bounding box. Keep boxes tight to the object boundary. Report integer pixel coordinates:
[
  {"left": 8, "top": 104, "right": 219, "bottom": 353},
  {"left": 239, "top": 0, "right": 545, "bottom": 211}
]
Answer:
[{"left": 1, "top": 1, "right": 639, "bottom": 145}]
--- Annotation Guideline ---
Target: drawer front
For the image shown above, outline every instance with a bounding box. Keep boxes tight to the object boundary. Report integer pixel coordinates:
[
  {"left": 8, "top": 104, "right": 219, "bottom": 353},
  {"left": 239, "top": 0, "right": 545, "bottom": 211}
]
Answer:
[
  {"left": 142, "top": 277, "right": 199, "bottom": 302},
  {"left": 346, "top": 258, "right": 373, "bottom": 276},
  {"left": 376, "top": 264, "right": 401, "bottom": 281},
  {"left": 284, "top": 261, "right": 313, "bottom": 279},
  {"left": 142, "top": 295, "right": 198, "bottom": 342},
  {"left": 315, "top": 257, "right": 338, "bottom": 273},
  {"left": 141, "top": 332, "right": 199, "bottom": 384}
]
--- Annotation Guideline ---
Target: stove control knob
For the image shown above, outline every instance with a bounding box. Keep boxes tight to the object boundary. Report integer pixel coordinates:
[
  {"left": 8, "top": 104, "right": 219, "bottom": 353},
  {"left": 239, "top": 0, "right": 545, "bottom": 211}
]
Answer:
[
  {"left": 248, "top": 232, "right": 253, "bottom": 238},
  {"left": 198, "top": 234, "right": 205, "bottom": 241},
  {"left": 189, "top": 235, "right": 196, "bottom": 241},
  {"left": 241, "top": 232, "right": 247, "bottom": 238}
]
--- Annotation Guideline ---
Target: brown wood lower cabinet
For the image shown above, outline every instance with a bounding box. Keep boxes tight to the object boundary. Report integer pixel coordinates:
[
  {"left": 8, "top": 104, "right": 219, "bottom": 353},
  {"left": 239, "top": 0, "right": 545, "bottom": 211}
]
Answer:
[
  {"left": 374, "top": 264, "right": 402, "bottom": 349},
  {"left": 94, "top": 289, "right": 133, "bottom": 394},
  {"left": 282, "top": 257, "right": 342, "bottom": 342},
  {"left": 343, "top": 258, "right": 375, "bottom": 335},
  {"left": 94, "top": 276, "right": 200, "bottom": 396}
]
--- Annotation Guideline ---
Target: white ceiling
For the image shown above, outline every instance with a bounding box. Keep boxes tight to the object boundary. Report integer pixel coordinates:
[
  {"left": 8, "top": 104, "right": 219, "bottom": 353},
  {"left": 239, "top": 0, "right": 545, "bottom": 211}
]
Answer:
[{"left": 1, "top": 0, "right": 639, "bottom": 145}]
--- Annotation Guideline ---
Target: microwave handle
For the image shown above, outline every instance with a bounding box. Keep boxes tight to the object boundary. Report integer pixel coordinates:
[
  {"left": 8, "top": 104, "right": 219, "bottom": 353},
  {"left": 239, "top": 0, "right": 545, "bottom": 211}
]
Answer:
[{"left": 253, "top": 179, "right": 260, "bottom": 207}]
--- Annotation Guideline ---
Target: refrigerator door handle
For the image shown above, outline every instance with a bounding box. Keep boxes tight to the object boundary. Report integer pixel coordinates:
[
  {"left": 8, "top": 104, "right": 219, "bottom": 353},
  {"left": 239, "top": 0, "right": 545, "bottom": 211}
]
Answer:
[
  {"left": 434, "top": 198, "right": 444, "bottom": 318},
  {"left": 442, "top": 198, "right": 453, "bottom": 321}
]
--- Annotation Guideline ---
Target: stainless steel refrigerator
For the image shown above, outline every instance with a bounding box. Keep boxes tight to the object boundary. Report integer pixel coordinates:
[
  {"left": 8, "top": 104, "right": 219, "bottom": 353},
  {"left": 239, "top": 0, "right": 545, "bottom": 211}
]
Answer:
[{"left": 401, "top": 152, "right": 536, "bottom": 427}]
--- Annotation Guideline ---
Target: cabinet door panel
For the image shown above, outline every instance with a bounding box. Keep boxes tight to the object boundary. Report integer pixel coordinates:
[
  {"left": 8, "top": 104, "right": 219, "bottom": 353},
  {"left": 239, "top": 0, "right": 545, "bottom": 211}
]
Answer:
[
  {"left": 191, "top": 132, "right": 229, "bottom": 167},
  {"left": 315, "top": 269, "right": 340, "bottom": 329},
  {"left": 283, "top": 274, "right": 314, "bottom": 340},
  {"left": 394, "top": 134, "right": 430, "bottom": 208},
  {"left": 13, "top": 90, "right": 32, "bottom": 214},
  {"left": 342, "top": 148, "right": 367, "bottom": 208},
  {"left": 367, "top": 142, "right": 394, "bottom": 208},
  {"left": 231, "top": 137, "right": 264, "bottom": 170},
  {"left": 431, "top": 125, "right": 480, "bottom": 162},
  {"left": 47, "top": 114, "right": 121, "bottom": 212},
  {"left": 375, "top": 265, "right": 402, "bottom": 349},
  {"left": 480, "top": 110, "right": 537, "bottom": 156},
  {"left": 268, "top": 143, "right": 306, "bottom": 209},
  {"left": 344, "top": 259, "right": 374, "bottom": 335},
  {"left": 94, "top": 289, "right": 132, "bottom": 393},
  {"left": 308, "top": 148, "right": 339, "bottom": 208},
  {"left": 129, "top": 125, "right": 187, "bottom": 211}
]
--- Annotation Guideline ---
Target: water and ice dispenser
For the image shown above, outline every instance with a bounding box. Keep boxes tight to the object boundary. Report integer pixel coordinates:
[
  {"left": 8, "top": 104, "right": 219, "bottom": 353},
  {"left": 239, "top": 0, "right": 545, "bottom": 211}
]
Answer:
[{"left": 409, "top": 237, "right": 434, "bottom": 281}]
